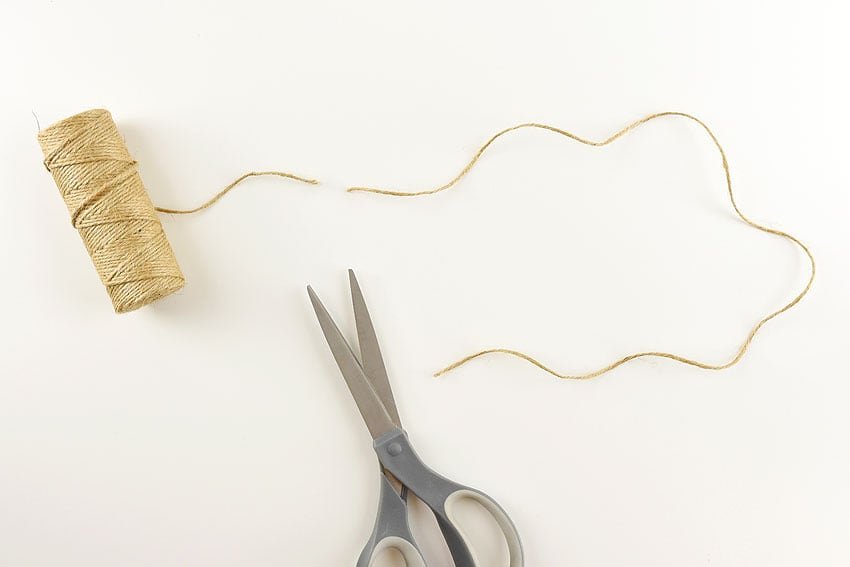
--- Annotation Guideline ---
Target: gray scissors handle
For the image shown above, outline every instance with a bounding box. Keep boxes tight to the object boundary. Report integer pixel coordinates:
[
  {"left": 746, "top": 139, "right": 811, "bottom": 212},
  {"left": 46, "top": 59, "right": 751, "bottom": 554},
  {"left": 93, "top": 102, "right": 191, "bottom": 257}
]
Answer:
[
  {"left": 374, "top": 428, "right": 524, "bottom": 567},
  {"left": 357, "top": 474, "right": 426, "bottom": 567}
]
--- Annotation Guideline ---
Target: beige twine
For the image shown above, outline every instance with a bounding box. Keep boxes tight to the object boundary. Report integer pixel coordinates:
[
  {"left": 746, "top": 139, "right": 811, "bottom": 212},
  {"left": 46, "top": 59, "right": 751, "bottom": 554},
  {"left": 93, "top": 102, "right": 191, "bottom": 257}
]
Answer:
[
  {"left": 38, "top": 109, "right": 317, "bottom": 313},
  {"left": 38, "top": 109, "right": 813, "bottom": 380},
  {"left": 347, "top": 112, "right": 816, "bottom": 380}
]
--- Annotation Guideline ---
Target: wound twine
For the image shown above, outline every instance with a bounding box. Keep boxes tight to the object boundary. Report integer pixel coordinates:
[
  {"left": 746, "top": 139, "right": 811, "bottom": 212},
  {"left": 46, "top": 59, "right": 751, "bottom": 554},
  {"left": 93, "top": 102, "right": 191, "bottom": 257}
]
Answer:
[
  {"left": 37, "top": 109, "right": 813, "bottom": 380},
  {"left": 348, "top": 112, "right": 816, "bottom": 379},
  {"left": 37, "top": 109, "right": 317, "bottom": 313}
]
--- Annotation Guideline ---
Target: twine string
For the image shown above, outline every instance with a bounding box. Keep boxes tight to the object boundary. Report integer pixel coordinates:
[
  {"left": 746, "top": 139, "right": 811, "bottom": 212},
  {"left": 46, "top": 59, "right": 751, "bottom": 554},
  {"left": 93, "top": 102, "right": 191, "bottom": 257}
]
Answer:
[
  {"left": 155, "top": 171, "right": 318, "bottom": 215},
  {"left": 39, "top": 109, "right": 813, "bottom": 379},
  {"left": 347, "top": 112, "right": 816, "bottom": 379}
]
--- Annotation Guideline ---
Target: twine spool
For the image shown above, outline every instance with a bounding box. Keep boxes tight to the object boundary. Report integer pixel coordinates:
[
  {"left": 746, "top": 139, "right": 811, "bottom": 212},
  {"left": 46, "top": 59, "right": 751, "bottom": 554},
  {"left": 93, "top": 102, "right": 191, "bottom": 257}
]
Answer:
[
  {"left": 38, "top": 109, "right": 185, "bottom": 313},
  {"left": 37, "top": 109, "right": 318, "bottom": 314}
]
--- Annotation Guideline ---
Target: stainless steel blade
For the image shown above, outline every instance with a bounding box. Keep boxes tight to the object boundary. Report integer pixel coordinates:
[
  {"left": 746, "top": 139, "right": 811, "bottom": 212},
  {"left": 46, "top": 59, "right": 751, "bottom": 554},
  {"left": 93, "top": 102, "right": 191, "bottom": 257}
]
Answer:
[
  {"left": 307, "top": 285, "right": 396, "bottom": 440},
  {"left": 348, "top": 270, "right": 401, "bottom": 427}
]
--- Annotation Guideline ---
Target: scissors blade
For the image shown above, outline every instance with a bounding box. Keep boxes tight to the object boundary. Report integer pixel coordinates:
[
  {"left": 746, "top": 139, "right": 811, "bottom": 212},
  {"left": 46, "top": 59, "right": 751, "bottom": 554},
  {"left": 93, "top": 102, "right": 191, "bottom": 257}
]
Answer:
[
  {"left": 308, "top": 285, "right": 396, "bottom": 440},
  {"left": 348, "top": 270, "right": 401, "bottom": 427}
]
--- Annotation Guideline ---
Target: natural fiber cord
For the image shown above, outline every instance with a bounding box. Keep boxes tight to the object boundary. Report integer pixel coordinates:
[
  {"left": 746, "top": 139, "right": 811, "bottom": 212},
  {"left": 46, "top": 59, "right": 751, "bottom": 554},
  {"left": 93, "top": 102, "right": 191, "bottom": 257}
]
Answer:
[
  {"left": 37, "top": 108, "right": 813, "bottom": 381},
  {"left": 348, "top": 112, "right": 816, "bottom": 380},
  {"left": 154, "top": 170, "right": 318, "bottom": 215},
  {"left": 38, "top": 109, "right": 317, "bottom": 313},
  {"left": 38, "top": 109, "right": 186, "bottom": 313}
]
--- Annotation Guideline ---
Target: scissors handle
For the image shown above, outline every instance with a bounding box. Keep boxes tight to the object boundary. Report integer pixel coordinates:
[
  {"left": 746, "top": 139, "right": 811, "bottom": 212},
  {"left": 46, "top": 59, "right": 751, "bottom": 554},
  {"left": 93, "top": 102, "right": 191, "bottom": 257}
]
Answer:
[
  {"left": 374, "top": 429, "right": 524, "bottom": 567},
  {"left": 357, "top": 474, "right": 426, "bottom": 567}
]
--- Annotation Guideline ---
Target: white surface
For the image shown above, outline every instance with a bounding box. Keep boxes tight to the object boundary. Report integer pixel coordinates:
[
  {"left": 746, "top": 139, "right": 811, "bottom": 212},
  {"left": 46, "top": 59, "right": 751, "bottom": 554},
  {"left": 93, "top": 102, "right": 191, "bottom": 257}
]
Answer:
[{"left": 1, "top": 1, "right": 848, "bottom": 565}]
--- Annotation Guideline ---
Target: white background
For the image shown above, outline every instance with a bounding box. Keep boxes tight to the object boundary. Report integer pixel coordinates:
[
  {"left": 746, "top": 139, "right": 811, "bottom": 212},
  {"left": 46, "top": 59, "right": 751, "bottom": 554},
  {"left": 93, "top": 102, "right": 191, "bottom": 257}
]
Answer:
[{"left": 1, "top": 1, "right": 848, "bottom": 565}]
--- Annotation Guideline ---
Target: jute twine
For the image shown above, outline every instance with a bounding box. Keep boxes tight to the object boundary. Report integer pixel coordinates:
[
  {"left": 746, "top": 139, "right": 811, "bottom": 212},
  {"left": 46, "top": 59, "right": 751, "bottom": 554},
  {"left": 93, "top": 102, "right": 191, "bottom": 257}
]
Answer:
[
  {"left": 38, "top": 109, "right": 186, "bottom": 313},
  {"left": 37, "top": 109, "right": 317, "bottom": 313},
  {"left": 37, "top": 109, "right": 814, "bottom": 380},
  {"left": 348, "top": 112, "right": 816, "bottom": 380}
]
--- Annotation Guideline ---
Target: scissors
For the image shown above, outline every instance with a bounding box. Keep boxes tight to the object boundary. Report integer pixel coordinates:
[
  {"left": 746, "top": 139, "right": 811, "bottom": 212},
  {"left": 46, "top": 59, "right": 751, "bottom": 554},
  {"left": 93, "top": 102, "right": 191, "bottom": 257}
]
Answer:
[{"left": 307, "top": 270, "right": 524, "bottom": 567}]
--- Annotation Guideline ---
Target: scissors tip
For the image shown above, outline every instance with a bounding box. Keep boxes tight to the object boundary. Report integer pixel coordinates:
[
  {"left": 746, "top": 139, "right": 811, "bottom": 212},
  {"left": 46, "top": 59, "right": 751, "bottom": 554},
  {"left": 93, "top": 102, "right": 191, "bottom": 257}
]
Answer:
[{"left": 306, "top": 285, "right": 321, "bottom": 305}]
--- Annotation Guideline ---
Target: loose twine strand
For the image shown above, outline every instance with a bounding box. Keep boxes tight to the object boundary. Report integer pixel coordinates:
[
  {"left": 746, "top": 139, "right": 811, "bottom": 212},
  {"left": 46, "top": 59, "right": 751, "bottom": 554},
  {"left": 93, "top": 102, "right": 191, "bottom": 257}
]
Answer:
[
  {"left": 154, "top": 171, "right": 318, "bottom": 215},
  {"left": 347, "top": 112, "right": 816, "bottom": 379}
]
